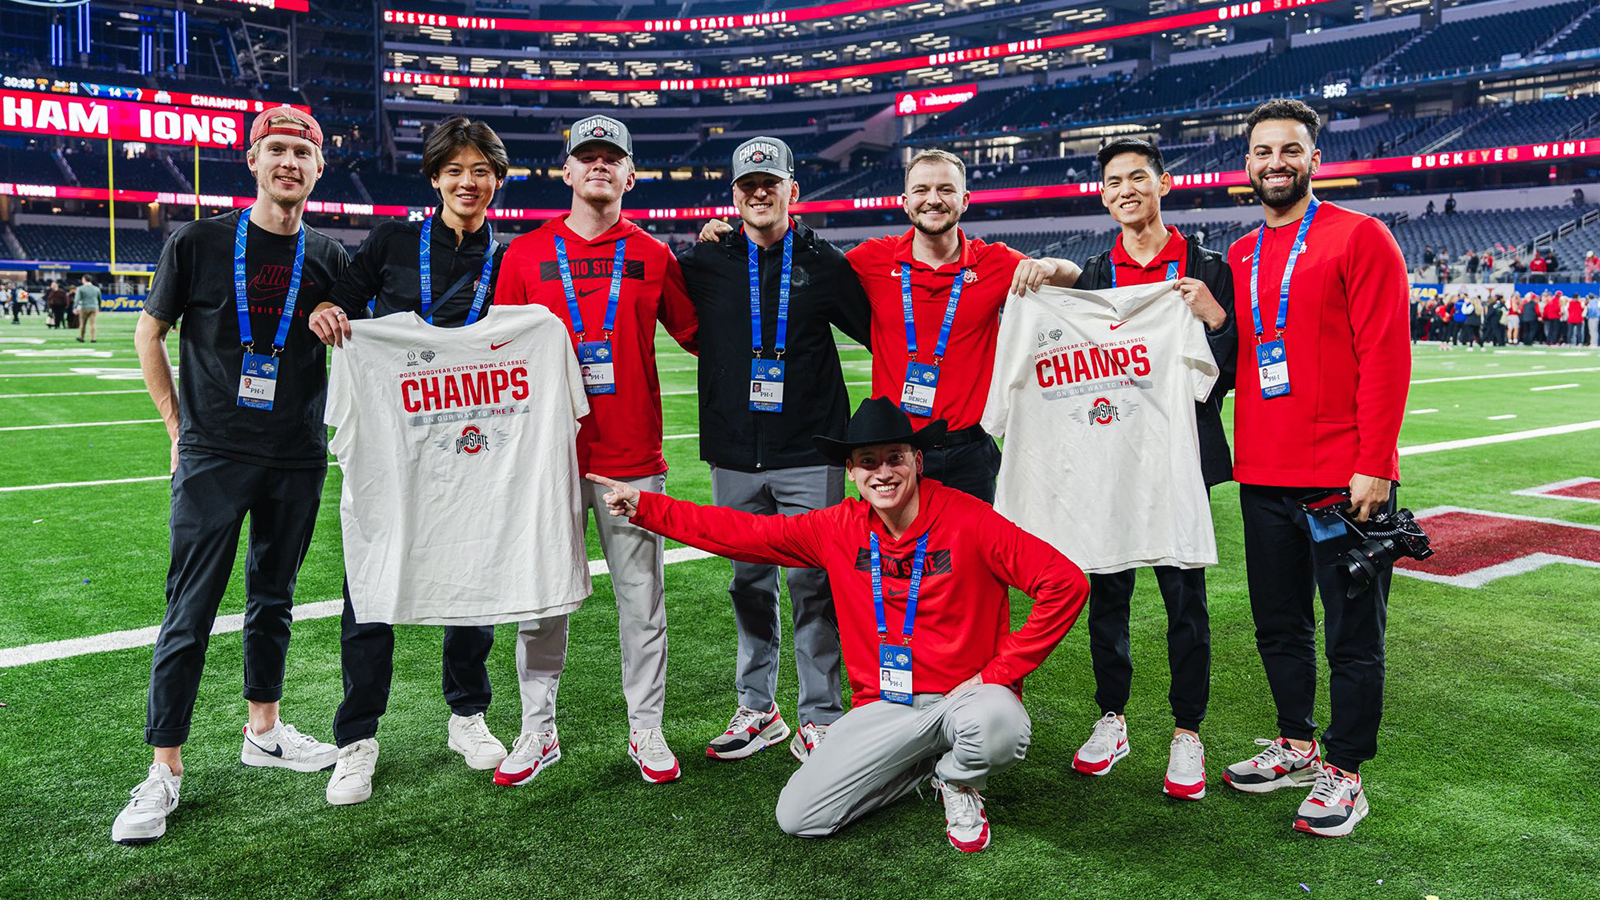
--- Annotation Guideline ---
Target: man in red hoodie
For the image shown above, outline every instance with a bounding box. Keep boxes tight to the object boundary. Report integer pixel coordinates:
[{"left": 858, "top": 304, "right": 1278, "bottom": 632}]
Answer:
[
  {"left": 589, "top": 397, "right": 1088, "bottom": 853},
  {"left": 1543, "top": 291, "right": 1563, "bottom": 345},
  {"left": 1221, "top": 100, "right": 1410, "bottom": 838},
  {"left": 493, "top": 114, "right": 699, "bottom": 787}
]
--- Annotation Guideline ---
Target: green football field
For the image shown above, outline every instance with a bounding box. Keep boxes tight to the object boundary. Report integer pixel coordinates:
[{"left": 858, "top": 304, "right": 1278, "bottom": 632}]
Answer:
[{"left": 1, "top": 311, "right": 1597, "bottom": 900}]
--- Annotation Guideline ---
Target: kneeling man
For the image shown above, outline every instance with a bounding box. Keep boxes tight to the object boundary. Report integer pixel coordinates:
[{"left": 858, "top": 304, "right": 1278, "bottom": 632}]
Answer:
[{"left": 589, "top": 397, "right": 1087, "bottom": 852}]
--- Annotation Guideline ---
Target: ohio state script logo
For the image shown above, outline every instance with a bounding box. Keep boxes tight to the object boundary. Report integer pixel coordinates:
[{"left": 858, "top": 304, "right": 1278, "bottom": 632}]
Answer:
[
  {"left": 456, "top": 425, "right": 488, "bottom": 454},
  {"left": 1090, "top": 397, "right": 1120, "bottom": 425}
]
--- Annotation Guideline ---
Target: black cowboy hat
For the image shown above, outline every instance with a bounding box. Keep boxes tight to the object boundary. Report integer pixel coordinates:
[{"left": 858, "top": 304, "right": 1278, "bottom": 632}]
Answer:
[{"left": 812, "top": 397, "right": 948, "bottom": 466}]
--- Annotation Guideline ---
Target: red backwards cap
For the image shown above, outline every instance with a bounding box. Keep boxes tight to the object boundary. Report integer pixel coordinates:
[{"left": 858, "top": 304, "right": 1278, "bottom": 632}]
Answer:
[{"left": 249, "top": 106, "right": 324, "bottom": 149}]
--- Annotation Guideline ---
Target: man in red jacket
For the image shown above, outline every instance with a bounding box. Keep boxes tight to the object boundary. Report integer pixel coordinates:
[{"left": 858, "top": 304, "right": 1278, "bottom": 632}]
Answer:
[
  {"left": 589, "top": 397, "right": 1088, "bottom": 853},
  {"left": 1221, "top": 100, "right": 1410, "bottom": 838},
  {"left": 1542, "top": 291, "right": 1563, "bottom": 345},
  {"left": 493, "top": 114, "right": 699, "bottom": 787}
]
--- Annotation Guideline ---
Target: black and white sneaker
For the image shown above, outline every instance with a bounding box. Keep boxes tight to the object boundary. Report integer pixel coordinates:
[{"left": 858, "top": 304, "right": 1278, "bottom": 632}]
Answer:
[
  {"left": 1223, "top": 737, "right": 1322, "bottom": 793},
  {"left": 705, "top": 704, "right": 790, "bottom": 760},
  {"left": 240, "top": 720, "right": 337, "bottom": 773},
  {"left": 1294, "top": 764, "right": 1369, "bottom": 837},
  {"left": 790, "top": 721, "right": 829, "bottom": 762}
]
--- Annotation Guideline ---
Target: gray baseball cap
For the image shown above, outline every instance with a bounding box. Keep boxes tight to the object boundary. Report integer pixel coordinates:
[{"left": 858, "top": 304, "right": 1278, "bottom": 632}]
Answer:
[
  {"left": 566, "top": 115, "right": 632, "bottom": 157},
  {"left": 731, "top": 136, "right": 794, "bottom": 182}
]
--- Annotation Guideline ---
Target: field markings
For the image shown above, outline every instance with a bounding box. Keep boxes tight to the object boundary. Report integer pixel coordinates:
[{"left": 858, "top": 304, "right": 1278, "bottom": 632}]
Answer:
[
  {"left": 1400, "top": 419, "right": 1600, "bottom": 455},
  {"left": 1531, "top": 383, "right": 1580, "bottom": 391},
  {"left": 0, "top": 475, "right": 171, "bottom": 493},
  {"left": 0, "top": 389, "right": 148, "bottom": 399},
  {"left": 0, "top": 418, "right": 162, "bottom": 433},
  {"left": 1487, "top": 414, "right": 1518, "bottom": 420},
  {"left": 1410, "top": 366, "right": 1600, "bottom": 385},
  {"left": 0, "top": 547, "right": 716, "bottom": 669},
  {"left": 1409, "top": 408, "right": 1439, "bottom": 415}
]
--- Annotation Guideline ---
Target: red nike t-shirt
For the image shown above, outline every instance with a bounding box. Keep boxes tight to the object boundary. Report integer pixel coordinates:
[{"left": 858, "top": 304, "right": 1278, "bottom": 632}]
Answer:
[
  {"left": 494, "top": 214, "right": 698, "bottom": 479},
  {"left": 1110, "top": 226, "right": 1188, "bottom": 286},
  {"left": 846, "top": 228, "right": 1026, "bottom": 430}
]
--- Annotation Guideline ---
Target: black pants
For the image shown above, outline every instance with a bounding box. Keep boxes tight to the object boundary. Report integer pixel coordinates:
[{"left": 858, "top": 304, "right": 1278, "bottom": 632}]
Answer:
[
  {"left": 145, "top": 452, "right": 326, "bottom": 747},
  {"left": 920, "top": 429, "right": 1001, "bottom": 504},
  {"left": 1087, "top": 566, "right": 1211, "bottom": 732},
  {"left": 1239, "top": 484, "right": 1393, "bottom": 773},
  {"left": 333, "top": 580, "right": 495, "bottom": 747}
]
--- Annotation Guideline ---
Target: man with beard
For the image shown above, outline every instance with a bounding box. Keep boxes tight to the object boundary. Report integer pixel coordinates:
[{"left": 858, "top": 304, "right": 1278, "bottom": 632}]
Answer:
[
  {"left": 115, "top": 107, "right": 348, "bottom": 845},
  {"left": 677, "top": 137, "right": 870, "bottom": 762},
  {"left": 843, "top": 150, "right": 1080, "bottom": 502},
  {"left": 307, "top": 116, "right": 513, "bottom": 805},
  {"left": 492, "top": 114, "right": 699, "bottom": 787},
  {"left": 1219, "top": 99, "right": 1409, "bottom": 838}
]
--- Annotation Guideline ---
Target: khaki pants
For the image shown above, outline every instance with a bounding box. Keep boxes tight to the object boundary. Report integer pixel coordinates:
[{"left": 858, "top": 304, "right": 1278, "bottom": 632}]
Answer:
[{"left": 775, "top": 684, "right": 1030, "bottom": 837}]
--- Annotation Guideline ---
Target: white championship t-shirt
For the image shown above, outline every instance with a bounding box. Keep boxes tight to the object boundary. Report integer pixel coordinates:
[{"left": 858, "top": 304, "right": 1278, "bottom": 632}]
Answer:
[
  {"left": 327, "top": 305, "right": 592, "bottom": 625},
  {"left": 982, "top": 282, "right": 1219, "bottom": 574}
]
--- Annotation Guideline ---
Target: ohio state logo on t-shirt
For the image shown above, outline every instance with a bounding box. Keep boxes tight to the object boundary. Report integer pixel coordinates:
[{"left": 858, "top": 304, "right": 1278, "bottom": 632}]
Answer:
[{"left": 456, "top": 425, "right": 488, "bottom": 454}]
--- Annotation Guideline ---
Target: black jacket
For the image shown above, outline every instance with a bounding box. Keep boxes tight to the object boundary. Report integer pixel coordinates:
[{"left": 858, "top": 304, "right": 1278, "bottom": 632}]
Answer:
[
  {"left": 678, "top": 219, "right": 871, "bottom": 471},
  {"left": 1077, "top": 234, "right": 1237, "bottom": 487},
  {"left": 326, "top": 219, "right": 507, "bottom": 326}
]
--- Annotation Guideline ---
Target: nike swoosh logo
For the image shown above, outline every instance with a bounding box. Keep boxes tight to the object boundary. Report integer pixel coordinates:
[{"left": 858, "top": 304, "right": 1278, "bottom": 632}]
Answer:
[
  {"left": 578, "top": 288, "right": 604, "bottom": 299},
  {"left": 490, "top": 340, "right": 513, "bottom": 350},
  {"left": 247, "top": 736, "right": 284, "bottom": 757},
  {"left": 1108, "top": 321, "right": 1126, "bottom": 330}
]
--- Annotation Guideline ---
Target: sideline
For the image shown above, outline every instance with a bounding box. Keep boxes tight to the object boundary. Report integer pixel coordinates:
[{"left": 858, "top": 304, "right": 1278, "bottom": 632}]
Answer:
[{"left": 0, "top": 547, "right": 715, "bottom": 668}]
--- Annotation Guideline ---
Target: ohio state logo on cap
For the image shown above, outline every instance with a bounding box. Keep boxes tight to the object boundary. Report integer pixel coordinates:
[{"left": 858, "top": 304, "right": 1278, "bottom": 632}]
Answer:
[
  {"left": 750, "top": 150, "right": 766, "bottom": 163},
  {"left": 590, "top": 125, "right": 607, "bottom": 137}
]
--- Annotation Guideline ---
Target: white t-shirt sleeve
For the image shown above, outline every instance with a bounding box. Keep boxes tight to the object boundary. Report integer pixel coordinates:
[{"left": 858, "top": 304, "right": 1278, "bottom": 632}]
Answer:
[
  {"left": 1177, "top": 296, "right": 1220, "bottom": 403},
  {"left": 325, "top": 336, "right": 360, "bottom": 460},
  {"left": 561, "top": 327, "right": 591, "bottom": 423},
  {"left": 982, "top": 290, "right": 1031, "bottom": 439}
]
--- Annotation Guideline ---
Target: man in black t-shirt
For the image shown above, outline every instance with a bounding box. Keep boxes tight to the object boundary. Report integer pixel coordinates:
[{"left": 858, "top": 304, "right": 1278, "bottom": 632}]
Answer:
[
  {"left": 306, "top": 117, "right": 513, "bottom": 806},
  {"left": 114, "top": 107, "right": 349, "bottom": 846}
]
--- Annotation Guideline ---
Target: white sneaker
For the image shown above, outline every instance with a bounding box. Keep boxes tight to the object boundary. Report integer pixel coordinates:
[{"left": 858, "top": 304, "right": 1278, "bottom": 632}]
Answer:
[
  {"left": 1071, "top": 712, "right": 1129, "bottom": 776},
  {"left": 111, "top": 763, "right": 181, "bottom": 845},
  {"left": 931, "top": 777, "right": 991, "bottom": 853},
  {"left": 326, "top": 739, "right": 379, "bottom": 806},
  {"left": 705, "top": 704, "right": 789, "bottom": 760},
  {"left": 628, "top": 727, "right": 682, "bottom": 784},
  {"left": 447, "top": 713, "right": 507, "bottom": 770},
  {"left": 240, "top": 720, "right": 338, "bottom": 773},
  {"left": 494, "top": 729, "right": 560, "bottom": 787},
  {"left": 1164, "top": 733, "right": 1207, "bottom": 800},
  {"left": 790, "top": 721, "right": 829, "bottom": 763},
  {"left": 1223, "top": 737, "right": 1322, "bottom": 793}
]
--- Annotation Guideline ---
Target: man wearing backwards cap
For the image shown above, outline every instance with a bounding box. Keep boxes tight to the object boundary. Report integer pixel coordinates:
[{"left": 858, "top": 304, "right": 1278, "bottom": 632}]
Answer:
[
  {"left": 493, "top": 114, "right": 699, "bottom": 787},
  {"left": 115, "top": 106, "right": 349, "bottom": 845},
  {"left": 677, "top": 136, "right": 872, "bottom": 764},
  {"left": 588, "top": 397, "right": 1089, "bottom": 853}
]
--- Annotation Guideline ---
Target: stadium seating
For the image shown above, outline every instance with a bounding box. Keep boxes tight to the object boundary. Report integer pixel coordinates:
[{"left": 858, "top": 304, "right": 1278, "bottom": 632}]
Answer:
[
  {"left": 1216, "top": 33, "right": 1408, "bottom": 103},
  {"left": 0, "top": 146, "right": 68, "bottom": 185},
  {"left": 1387, "top": 204, "right": 1600, "bottom": 266},
  {"left": 1545, "top": 10, "right": 1600, "bottom": 54},
  {"left": 11, "top": 223, "right": 167, "bottom": 264},
  {"left": 1442, "top": 95, "right": 1600, "bottom": 151},
  {"left": 60, "top": 146, "right": 187, "bottom": 193},
  {"left": 1381, "top": 2, "right": 1589, "bottom": 78},
  {"left": 1101, "top": 57, "right": 1254, "bottom": 119}
]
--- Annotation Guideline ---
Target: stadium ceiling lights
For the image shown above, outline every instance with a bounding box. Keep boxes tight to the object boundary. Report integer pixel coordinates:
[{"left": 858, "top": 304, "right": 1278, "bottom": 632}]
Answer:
[{"left": 382, "top": 0, "right": 1342, "bottom": 94}]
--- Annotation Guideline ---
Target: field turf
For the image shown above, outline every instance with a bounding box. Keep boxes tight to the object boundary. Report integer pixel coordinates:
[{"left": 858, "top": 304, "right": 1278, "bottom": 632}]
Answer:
[{"left": 1, "top": 312, "right": 1597, "bottom": 900}]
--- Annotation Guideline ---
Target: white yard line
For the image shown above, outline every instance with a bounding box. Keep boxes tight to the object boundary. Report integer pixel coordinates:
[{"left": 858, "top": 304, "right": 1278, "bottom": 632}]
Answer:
[
  {"left": 0, "top": 418, "right": 162, "bottom": 433},
  {"left": 1487, "top": 414, "right": 1518, "bottom": 420},
  {"left": 0, "top": 389, "right": 148, "bottom": 399},
  {"left": 1410, "top": 366, "right": 1600, "bottom": 385},
  {"left": 0, "top": 547, "right": 716, "bottom": 668},
  {"left": 1530, "top": 383, "right": 1580, "bottom": 391},
  {"left": 1400, "top": 419, "right": 1600, "bottom": 455},
  {"left": 1408, "top": 408, "right": 1439, "bottom": 415},
  {"left": 0, "top": 475, "right": 171, "bottom": 493}
]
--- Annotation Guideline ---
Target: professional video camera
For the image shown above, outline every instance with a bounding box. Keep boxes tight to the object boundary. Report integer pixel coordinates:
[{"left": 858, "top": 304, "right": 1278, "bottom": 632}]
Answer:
[{"left": 1301, "top": 491, "right": 1434, "bottom": 597}]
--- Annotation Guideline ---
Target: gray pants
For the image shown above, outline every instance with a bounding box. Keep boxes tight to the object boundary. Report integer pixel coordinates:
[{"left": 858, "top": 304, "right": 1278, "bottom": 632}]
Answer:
[
  {"left": 710, "top": 464, "right": 845, "bottom": 725},
  {"left": 775, "top": 684, "right": 1031, "bottom": 837},
  {"left": 515, "top": 472, "right": 667, "bottom": 734}
]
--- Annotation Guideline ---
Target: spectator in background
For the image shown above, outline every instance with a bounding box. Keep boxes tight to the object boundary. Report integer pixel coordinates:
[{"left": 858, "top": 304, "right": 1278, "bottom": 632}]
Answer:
[
  {"left": 1517, "top": 291, "right": 1538, "bottom": 345},
  {"left": 1435, "top": 294, "right": 1453, "bottom": 347},
  {"left": 75, "top": 274, "right": 101, "bottom": 342},
  {"left": 1486, "top": 293, "right": 1507, "bottom": 347},
  {"left": 1542, "top": 291, "right": 1563, "bottom": 345},
  {"left": 1584, "top": 251, "right": 1598, "bottom": 283},
  {"left": 1412, "top": 296, "right": 1431, "bottom": 343},
  {"left": 22, "top": 284, "right": 38, "bottom": 316},
  {"left": 1528, "top": 251, "right": 1548, "bottom": 284},
  {"left": 1573, "top": 187, "right": 1586, "bottom": 208},
  {"left": 1422, "top": 245, "right": 1436, "bottom": 275},
  {"left": 1436, "top": 249, "right": 1451, "bottom": 283},
  {"left": 1465, "top": 250, "right": 1480, "bottom": 283},
  {"left": 45, "top": 281, "right": 68, "bottom": 329},
  {"left": 1424, "top": 201, "right": 1435, "bottom": 217},
  {"left": 1546, "top": 249, "right": 1561, "bottom": 277},
  {"left": 1566, "top": 293, "right": 1585, "bottom": 346},
  {"left": 1481, "top": 249, "right": 1494, "bottom": 280},
  {"left": 1460, "top": 293, "right": 1482, "bottom": 349},
  {"left": 4, "top": 282, "right": 16, "bottom": 325},
  {"left": 1587, "top": 294, "right": 1600, "bottom": 347},
  {"left": 1444, "top": 194, "right": 1457, "bottom": 215}
]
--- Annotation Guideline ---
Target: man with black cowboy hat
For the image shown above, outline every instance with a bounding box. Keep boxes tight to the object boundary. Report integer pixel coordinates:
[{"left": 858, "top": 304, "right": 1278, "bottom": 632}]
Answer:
[
  {"left": 678, "top": 136, "right": 871, "bottom": 764},
  {"left": 587, "top": 397, "right": 1089, "bottom": 853}
]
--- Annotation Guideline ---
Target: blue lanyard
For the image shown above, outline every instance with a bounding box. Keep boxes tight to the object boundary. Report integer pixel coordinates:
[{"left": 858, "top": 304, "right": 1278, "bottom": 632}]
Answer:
[
  {"left": 1249, "top": 198, "right": 1320, "bottom": 339},
  {"left": 233, "top": 207, "right": 306, "bottom": 354},
  {"left": 900, "top": 264, "right": 964, "bottom": 362},
  {"left": 870, "top": 532, "right": 928, "bottom": 643},
  {"left": 1109, "top": 256, "right": 1179, "bottom": 288},
  {"left": 419, "top": 215, "right": 497, "bottom": 326},
  {"left": 748, "top": 228, "right": 794, "bottom": 358},
  {"left": 554, "top": 234, "right": 626, "bottom": 339}
]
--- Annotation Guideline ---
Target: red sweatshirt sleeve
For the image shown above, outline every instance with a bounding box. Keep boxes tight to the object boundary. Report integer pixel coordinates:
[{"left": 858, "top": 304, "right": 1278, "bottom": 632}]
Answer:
[
  {"left": 633, "top": 490, "right": 827, "bottom": 570},
  {"left": 493, "top": 240, "right": 533, "bottom": 306},
  {"left": 974, "top": 511, "right": 1089, "bottom": 686},
  {"left": 1345, "top": 216, "right": 1412, "bottom": 482},
  {"left": 658, "top": 252, "right": 699, "bottom": 354}
]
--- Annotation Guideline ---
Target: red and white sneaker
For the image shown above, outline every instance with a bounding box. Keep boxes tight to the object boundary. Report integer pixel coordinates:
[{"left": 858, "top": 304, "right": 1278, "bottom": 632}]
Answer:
[
  {"left": 931, "top": 777, "right": 991, "bottom": 853},
  {"left": 1072, "top": 713, "right": 1130, "bottom": 776},
  {"left": 629, "top": 727, "right": 681, "bottom": 784},
  {"left": 705, "top": 704, "right": 789, "bottom": 760},
  {"left": 1223, "top": 737, "right": 1322, "bottom": 793},
  {"left": 790, "top": 721, "right": 829, "bottom": 763},
  {"left": 1163, "top": 733, "right": 1206, "bottom": 800},
  {"left": 493, "top": 728, "right": 560, "bottom": 786},
  {"left": 1294, "top": 764, "right": 1369, "bottom": 837}
]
